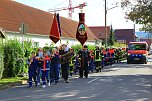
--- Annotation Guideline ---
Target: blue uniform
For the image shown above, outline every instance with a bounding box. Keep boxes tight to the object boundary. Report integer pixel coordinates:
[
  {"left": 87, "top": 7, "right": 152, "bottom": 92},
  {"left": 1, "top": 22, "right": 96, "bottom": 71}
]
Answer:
[
  {"left": 37, "top": 58, "right": 43, "bottom": 84},
  {"left": 41, "top": 56, "right": 50, "bottom": 86},
  {"left": 50, "top": 54, "right": 60, "bottom": 84},
  {"left": 28, "top": 57, "right": 37, "bottom": 87}
]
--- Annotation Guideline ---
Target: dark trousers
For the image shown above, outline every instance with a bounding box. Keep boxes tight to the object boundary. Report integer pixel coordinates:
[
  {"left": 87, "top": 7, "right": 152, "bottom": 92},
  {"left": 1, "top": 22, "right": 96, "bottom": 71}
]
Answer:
[
  {"left": 61, "top": 63, "right": 69, "bottom": 81},
  {"left": 79, "top": 62, "right": 88, "bottom": 78},
  {"left": 95, "top": 61, "right": 101, "bottom": 72},
  {"left": 37, "top": 67, "right": 41, "bottom": 83},
  {"left": 41, "top": 70, "right": 49, "bottom": 85},
  {"left": 108, "top": 58, "right": 114, "bottom": 65},
  {"left": 28, "top": 70, "right": 37, "bottom": 87},
  {"left": 50, "top": 64, "right": 60, "bottom": 83}
]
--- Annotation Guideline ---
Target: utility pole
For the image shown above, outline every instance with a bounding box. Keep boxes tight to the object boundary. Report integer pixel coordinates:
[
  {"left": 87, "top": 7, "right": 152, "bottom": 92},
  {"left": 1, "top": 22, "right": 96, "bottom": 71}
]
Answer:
[
  {"left": 134, "top": 24, "right": 136, "bottom": 41},
  {"left": 105, "top": 0, "right": 107, "bottom": 48},
  {"left": 104, "top": 1, "right": 119, "bottom": 48},
  {"left": 22, "top": 23, "right": 25, "bottom": 76},
  {"left": 20, "top": 23, "right": 27, "bottom": 76}
]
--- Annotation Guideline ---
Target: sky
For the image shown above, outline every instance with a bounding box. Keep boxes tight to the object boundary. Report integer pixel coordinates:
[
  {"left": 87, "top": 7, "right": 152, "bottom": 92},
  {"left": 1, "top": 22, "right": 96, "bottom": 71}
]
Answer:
[{"left": 14, "top": 0, "right": 142, "bottom": 30}]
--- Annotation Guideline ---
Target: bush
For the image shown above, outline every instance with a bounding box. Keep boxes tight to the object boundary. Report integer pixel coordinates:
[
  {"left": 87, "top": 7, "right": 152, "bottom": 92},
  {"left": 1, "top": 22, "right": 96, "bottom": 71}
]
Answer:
[
  {"left": 71, "top": 44, "right": 82, "bottom": 54},
  {"left": 3, "top": 39, "right": 20, "bottom": 77},
  {"left": 2, "top": 38, "right": 33, "bottom": 78},
  {"left": 87, "top": 45, "right": 96, "bottom": 51},
  {"left": 113, "top": 42, "right": 127, "bottom": 48},
  {"left": 71, "top": 44, "right": 96, "bottom": 54}
]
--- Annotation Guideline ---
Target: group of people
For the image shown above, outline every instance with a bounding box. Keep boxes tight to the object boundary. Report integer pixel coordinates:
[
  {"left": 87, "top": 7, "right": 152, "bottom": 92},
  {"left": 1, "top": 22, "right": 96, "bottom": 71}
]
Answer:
[
  {"left": 27, "top": 44, "right": 126, "bottom": 88},
  {"left": 27, "top": 44, "right": 71, "bottom": 88}
]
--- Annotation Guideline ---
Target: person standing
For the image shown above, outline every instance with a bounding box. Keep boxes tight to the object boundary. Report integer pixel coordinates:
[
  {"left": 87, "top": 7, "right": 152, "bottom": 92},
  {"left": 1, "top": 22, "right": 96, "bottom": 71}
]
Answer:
[
  {"left": 59, "top": 44, "right": 70, "bottom": 83},
  {"left": 93, "top": 46, "right": 102, "bottom": 72},
  {"left": 41, "top": 52, "right": 50, "bottom": 88},
  {"left": 27, "top": 52, "right": 37, "bottom": 88},
  {"left": 35, "top": 48, "right": 43, "bottom": 86},
  {"left": 50, "top": 48, "right": 60, "bottom": 84},
  {"left": 107, "top": 48, "right": 115, "bottom": 66},
  {"left": 78, "top": 45, "right": 90, "bottom": 78}
]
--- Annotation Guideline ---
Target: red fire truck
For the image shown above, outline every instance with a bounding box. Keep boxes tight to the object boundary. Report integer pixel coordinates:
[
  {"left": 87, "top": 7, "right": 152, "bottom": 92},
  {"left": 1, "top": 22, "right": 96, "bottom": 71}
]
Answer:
[{"left": 127, "top": 41, "right": 148, "bottom": 64}]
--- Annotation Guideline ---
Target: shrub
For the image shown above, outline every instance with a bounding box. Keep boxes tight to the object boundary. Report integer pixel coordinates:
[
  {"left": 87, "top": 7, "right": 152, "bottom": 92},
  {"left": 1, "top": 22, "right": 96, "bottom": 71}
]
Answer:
[
  {"left": 113, "top": 42, "right": 127, "bottom": 48},
  {"left": 2, "top": 38, "right": 33, "bottom": 78},
  {"left": 71, "top": 44, "right": 82, "bottom": 54},
  {"left": 71, "top": 44, "right": 96, "bottom": 54}
]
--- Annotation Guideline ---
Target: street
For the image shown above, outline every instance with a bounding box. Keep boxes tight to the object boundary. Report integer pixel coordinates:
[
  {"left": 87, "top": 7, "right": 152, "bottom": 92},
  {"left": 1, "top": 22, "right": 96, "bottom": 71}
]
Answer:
[{"left": 0, "top": 58, "right": 152, "bottom": 101}]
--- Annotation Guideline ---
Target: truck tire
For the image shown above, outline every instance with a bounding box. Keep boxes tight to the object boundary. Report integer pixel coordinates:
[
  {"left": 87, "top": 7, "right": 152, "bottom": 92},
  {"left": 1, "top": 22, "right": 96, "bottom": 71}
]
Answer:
[{"left": 145, "top": 61, "right": 147, "bottom": 64}]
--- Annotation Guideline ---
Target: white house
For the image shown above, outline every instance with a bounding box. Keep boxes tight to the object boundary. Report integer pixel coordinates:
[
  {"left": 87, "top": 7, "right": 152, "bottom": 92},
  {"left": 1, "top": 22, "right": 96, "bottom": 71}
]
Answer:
[{"left": 0, "top": 0, "right": 97, "bottom": 48}]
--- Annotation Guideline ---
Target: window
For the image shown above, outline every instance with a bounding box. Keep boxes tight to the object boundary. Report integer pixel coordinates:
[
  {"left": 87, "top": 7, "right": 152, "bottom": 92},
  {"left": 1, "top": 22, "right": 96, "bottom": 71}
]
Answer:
[
  {"left": 129, "top": 44, "right": 146, "bottom": 50},
  {"left": 34, "top": 42, "right": 39, "bottom": 48}
]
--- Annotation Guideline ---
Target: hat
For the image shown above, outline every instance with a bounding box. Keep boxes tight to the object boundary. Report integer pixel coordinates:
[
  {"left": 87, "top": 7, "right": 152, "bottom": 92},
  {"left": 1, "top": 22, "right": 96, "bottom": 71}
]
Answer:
[{"left": 83, "top": 45, "right": 88, "bottom": 48}]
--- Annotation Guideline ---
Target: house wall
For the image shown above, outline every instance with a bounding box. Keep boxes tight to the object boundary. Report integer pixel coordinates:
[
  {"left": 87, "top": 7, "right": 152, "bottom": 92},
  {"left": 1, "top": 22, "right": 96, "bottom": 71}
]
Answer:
[
  {"left": 115, "top": 29, "right": 135, "bottom": 45},
  {"left": 5, "top": 31, "right": 95, "bottom": 47}
]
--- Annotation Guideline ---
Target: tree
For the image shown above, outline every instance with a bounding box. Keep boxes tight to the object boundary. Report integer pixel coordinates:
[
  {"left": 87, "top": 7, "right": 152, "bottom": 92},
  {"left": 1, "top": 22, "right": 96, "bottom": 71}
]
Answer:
[
  {"left": 121, "top": 0, "right": 152, "bottom": 32},
  {"left": 108, "top": 25, "right": 115, "bottom": 46}
]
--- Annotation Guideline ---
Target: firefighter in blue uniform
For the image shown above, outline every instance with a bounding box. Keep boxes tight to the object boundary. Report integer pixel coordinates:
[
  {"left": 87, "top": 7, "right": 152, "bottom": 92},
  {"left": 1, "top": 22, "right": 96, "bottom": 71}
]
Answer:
[
  {"left": 74, "top": 54, "right": 80, "bottom": 75},
  {"left": 50, "top": 48, "right": 60, "bottom": 84},
  {"left": 27, "top": 52, "right": 37, "bottom": 88},
  {"left": 41, "top": 52, "right": 50, "bottom": 88},
  {"left": 35, "top": 49, "right": 43, "bottom": 86},
  {"left": 78, "top": 45, "right": 90, "bottom": 78}
]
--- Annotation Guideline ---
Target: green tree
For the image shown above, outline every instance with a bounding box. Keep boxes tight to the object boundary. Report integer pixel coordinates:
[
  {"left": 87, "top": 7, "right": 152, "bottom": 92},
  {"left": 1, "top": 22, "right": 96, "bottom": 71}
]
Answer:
[
  {"left": 108, "top": 25, "right": 115, "bottom": 46},
  {"left": 121, "top": 0, "right": 152, "bottom": 32}
]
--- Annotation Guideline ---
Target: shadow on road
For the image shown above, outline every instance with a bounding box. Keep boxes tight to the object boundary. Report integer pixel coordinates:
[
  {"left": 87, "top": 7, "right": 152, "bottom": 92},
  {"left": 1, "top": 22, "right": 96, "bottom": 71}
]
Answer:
[{"left": 0, "top": 61, "right": 152, "bottom": 101}]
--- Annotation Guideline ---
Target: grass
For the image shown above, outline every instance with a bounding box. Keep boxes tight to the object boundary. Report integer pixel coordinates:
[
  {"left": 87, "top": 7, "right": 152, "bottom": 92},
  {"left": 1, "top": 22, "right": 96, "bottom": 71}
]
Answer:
[{"left": 0, "top": 77, "right": 28, "bottom": 86}]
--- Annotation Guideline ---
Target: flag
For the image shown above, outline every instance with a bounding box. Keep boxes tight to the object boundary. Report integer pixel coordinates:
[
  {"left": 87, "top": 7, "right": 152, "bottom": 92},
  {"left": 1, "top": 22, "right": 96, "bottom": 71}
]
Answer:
[
  {"left": 76, "top": 13, "right": 88, "bottom": 46},
  {"left": 56, "top": 13, "right": 62, "bottom": 36},
  {"left": 49, "top": 13, "right": 60, "bottom": 44}
]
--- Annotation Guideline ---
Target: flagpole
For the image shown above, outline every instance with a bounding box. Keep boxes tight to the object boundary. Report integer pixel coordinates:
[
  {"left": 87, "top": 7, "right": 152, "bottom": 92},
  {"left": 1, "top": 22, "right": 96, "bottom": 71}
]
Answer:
[
  {"left": 60, "top": 39, "right": 61, "bottom": 45},
  {"left": 80, "top": 3, "right": 83, "bottom": 47}
]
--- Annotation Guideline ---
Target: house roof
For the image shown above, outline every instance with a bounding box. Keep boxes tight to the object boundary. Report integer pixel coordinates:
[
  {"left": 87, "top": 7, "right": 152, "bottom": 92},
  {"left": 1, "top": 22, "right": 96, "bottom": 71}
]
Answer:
[
  {"left": 114, "top": 29, "right": 135, "bottom": 44},
  {"left": 0, "top": 0, "right": 97, "bottom": 41},
  {"left": 89, "top": 26, "right": 110, "bottom": 39}
]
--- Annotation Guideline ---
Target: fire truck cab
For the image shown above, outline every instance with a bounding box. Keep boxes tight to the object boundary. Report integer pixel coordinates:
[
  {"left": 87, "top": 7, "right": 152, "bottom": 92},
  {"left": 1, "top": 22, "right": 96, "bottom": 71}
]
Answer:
[{"left": 127, "top": 41, "right": 148, "bottom": 64}]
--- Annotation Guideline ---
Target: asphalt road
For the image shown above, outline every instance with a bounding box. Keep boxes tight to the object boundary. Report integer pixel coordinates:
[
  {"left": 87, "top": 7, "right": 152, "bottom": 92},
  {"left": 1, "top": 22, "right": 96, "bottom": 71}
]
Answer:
[{"left": 0, "top": 57, "right": 152, "bottom": 101}]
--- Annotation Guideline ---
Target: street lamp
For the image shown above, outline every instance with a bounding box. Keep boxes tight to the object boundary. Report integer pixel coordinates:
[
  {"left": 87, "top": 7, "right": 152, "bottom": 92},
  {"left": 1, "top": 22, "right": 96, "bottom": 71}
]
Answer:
[{"left": 104, "top": 1, "right": 119, "bottom": 48}]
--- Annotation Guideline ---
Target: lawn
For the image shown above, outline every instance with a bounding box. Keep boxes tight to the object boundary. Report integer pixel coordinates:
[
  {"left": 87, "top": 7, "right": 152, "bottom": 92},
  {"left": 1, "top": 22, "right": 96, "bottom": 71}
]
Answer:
[{"left": 0, "top": 77, "right": 28, "bottom": 86}]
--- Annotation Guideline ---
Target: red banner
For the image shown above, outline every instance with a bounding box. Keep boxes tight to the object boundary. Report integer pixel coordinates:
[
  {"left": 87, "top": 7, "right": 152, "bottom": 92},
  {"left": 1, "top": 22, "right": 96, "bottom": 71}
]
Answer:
[
  {"left": 49, "top": 13, "right": 60, "bottom": 44},
  {"left": 76, "top": 13, "right": 88, "bottom": 46}
]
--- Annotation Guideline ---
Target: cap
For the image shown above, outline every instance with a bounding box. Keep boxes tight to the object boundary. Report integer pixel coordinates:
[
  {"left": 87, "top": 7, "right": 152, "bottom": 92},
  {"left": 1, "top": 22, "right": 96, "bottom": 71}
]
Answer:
[{"left": 83, "top": 45, "right": 88, "bottom": 48}]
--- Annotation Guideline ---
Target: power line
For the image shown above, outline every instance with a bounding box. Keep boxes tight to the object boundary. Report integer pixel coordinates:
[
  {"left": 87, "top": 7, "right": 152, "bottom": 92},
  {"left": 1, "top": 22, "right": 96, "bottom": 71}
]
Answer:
[{"left": 53, "top": 0, "right": 68, "bottom": 8}]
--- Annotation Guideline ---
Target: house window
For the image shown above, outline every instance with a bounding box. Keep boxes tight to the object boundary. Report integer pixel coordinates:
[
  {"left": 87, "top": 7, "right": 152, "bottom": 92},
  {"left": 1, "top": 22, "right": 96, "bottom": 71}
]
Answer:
[{"left": 34, "top": 42, "right": 39, "bottom": 48}]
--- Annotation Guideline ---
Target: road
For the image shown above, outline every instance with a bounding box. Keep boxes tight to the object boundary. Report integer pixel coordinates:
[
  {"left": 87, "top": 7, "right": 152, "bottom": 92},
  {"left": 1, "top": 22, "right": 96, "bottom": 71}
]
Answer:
[{"left": 0, "top": 57, "right": 152, "bottom": 101}]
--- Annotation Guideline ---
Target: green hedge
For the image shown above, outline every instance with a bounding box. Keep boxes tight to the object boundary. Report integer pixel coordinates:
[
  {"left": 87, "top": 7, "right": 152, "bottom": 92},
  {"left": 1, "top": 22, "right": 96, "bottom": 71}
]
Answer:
[
  {"left": 1, "top": 39, "right": 33, "bottom": 78},
  {"left": 71, "top": 44, "right": 96, "bottom": 54}
]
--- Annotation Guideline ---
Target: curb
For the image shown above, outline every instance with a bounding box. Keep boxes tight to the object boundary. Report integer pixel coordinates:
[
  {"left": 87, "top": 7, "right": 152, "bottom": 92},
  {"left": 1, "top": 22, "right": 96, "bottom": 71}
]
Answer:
[{"left": 0, "top": 80, "right": 27, "bottom": 90}]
